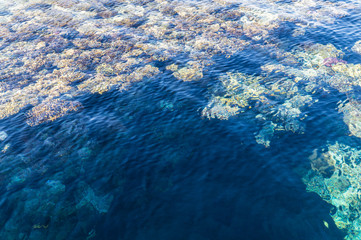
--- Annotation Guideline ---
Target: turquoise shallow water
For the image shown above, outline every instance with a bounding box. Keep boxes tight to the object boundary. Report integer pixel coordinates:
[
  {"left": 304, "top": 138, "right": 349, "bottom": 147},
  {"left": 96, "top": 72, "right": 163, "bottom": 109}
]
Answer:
[{"left": 1, "top": 0, "right": 361, "bottom": 239}]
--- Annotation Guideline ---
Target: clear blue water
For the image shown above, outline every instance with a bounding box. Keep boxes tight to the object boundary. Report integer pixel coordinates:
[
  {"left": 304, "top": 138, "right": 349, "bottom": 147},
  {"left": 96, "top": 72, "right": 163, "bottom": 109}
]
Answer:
[
  {"left": 1, "top": 77, "right": 345, "bottom": 239},
  {"left": 2, "top": 0, "right": 361, "bottom": 239},
  {"left": 1, "top": 65, "right": 349, "bottom": 239}
]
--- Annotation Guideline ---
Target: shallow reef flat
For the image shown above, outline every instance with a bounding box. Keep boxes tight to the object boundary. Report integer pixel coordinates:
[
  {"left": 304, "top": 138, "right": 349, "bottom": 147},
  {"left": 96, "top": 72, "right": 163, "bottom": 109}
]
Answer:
[{"left": 0, "top": 0, "right": 358, "bottom": 126}]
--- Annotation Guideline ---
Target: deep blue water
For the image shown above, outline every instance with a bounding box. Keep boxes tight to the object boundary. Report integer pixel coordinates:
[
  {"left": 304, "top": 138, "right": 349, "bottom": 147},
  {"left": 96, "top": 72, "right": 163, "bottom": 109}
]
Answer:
[
  {"left": 2, "top": 1, "right": 361, "bottom": 239},
  {"left": 0, "top": 70, "right": 349, "bottom": 239}
]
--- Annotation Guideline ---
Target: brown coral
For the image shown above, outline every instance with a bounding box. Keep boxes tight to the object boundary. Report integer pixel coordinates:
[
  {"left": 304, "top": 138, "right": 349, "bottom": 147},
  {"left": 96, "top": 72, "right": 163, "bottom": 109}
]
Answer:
[{"left": 26, "top": 100, "right": 82, "bottom": 126}]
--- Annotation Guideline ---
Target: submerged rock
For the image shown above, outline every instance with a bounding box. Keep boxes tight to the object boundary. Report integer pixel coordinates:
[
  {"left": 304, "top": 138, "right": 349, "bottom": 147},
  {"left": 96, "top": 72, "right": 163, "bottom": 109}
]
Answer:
[
  {"left": 76, "top": 184, "right": 113, "bottom": 214},
  {"left": 45, "top": 180, "right": 66, "bottom": 195}
]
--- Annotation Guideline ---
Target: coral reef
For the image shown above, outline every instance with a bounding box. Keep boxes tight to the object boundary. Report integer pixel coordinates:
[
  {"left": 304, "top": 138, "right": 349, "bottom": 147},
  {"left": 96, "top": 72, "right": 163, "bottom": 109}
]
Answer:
[
  {"left": 0, "top": 0, "right": 361, "bottom": 239},
  {"left": 202, "top": 42, "right": 361, "bottom": 149},
  {"left": 0, "top": 131, "right": 7, "bottom": 141},
  {"left": 303, "top": 142, "right": 361, "bottom": 239},
  {"left": 352, "top": 40, "right": 361, "bottom": 55},
  {"left": 255, "top": 122, "right": 277, "bottom": 148},
  {"left": 338, "top": 101, "right": 361, "bottom": 138},
  {"left": 0, "top": 0, "right": 356, "bottom": 126},
  {"left": 0, "top": 114, "right": 115, "bottom": 239},
  {"left": 324, "top": 57, "right": 347, "bottom": 67},
  {"left": 26, "top": 99, "right": 82, "bottom": 126},
  {"left": 76, "top": 183, "right": 113, "bottom": 214},
  {"left": 172, "top": 63, "right": 204, "bottom": 82},
  {"left": 202, "top": 70, "right": 315, "bottom": 146}
]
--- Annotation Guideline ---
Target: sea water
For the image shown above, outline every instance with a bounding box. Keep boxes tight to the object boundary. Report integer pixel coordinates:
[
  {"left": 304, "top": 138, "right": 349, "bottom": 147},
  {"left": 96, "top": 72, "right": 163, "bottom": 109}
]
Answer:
[{"left": 0, "top": 0, "right": 361, "bottom": 239}]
